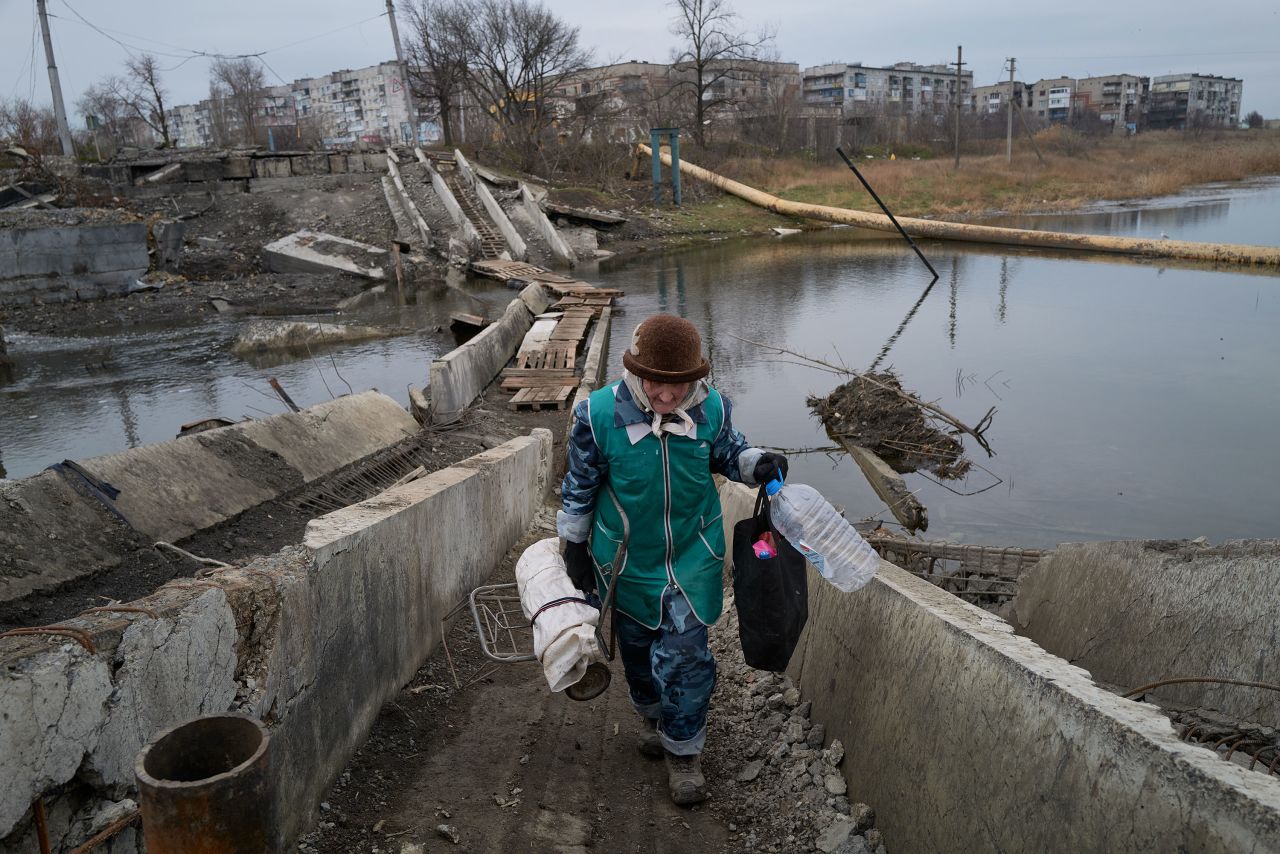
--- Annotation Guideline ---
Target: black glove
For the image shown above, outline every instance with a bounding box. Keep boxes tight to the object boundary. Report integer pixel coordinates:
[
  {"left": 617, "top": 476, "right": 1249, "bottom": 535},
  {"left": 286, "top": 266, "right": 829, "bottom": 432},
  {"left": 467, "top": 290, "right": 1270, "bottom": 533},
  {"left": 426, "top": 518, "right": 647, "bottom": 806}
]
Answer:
[
  {"left": 753, "top": 452, "right": 789, "bottom": 487},
  {"left": 563, "top": 540, "right": 596, "bottom": 595}
]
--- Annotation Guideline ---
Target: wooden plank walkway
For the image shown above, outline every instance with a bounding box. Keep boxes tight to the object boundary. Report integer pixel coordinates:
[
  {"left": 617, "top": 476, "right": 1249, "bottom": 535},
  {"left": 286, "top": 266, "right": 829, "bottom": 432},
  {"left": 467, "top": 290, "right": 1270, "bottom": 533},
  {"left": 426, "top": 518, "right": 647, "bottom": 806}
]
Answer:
[
  {"left": 470, "top": 259, "right": 624, "bottom": 298},
  {"left": 471, "top": 260, "right": 621, "bottom": 410}
]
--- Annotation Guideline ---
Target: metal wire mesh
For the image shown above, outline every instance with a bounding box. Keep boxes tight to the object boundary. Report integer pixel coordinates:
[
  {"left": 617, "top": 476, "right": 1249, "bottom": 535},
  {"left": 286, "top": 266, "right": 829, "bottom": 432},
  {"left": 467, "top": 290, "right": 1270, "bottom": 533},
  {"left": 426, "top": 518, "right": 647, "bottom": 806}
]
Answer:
[
  {"left": 469, "top": 583, "right": 535, "bottom": 663},
  {"left": 866, "top": 535, "right": 1046, "bottom": 606}
]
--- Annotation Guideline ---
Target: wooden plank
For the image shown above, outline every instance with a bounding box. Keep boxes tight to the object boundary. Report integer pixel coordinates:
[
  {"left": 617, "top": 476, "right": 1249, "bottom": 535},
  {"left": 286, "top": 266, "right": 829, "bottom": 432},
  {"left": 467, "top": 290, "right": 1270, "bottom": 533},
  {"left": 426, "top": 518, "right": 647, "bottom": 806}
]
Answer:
[
  {"left": 837, "top": 438, "right": 929, "bottom": 534},
  {"left": 501, "top": 376, "right": 582, "bottom": 391},
  {"left": 508, "top": 385, "right": 575, "bottom": 411}
]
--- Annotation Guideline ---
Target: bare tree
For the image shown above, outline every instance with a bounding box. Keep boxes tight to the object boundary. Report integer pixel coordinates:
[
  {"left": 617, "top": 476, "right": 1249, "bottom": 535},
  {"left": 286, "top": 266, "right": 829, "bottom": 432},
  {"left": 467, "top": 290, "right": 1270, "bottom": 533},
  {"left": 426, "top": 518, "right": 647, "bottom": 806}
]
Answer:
[
  {"left": 405, "top": 0, "right": 470, "bottom": 146},
  {"left": 123, "top": 54, "right": 172, "bottom": 146},
  {"left": 77, "top": 53, "right": 173, "bottom": 149},
  {"left": 77, "top": 81, "right": 132, "bottom": 148},
  {"left": 0, "top": 97, "right": 60, "bottom": 156},
  {"left": 207, "top": 82, "right": 235, "bottom": 147},
  {"left": 668, "top": 0, "right": 773, "bottom": 146},
  {"left": 459, "top": 0, "right": 592, "bottom": 169},
  {"left": 211, "top": 57, "right": 266, "bottom": 145}
]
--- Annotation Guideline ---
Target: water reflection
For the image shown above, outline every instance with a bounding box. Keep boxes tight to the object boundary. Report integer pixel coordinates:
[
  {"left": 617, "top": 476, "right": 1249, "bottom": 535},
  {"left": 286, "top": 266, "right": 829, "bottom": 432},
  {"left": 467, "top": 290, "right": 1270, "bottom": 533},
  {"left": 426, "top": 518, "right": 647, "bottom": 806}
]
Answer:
[
  {"left": 595, "top": 212, "right": 1280, "bottom": 548},
  {"left": 988, "top": 177, "right": 1280, "bottom": 248},
  {"left": 0, "top": 278, "right": 513, "bottom": 479}
]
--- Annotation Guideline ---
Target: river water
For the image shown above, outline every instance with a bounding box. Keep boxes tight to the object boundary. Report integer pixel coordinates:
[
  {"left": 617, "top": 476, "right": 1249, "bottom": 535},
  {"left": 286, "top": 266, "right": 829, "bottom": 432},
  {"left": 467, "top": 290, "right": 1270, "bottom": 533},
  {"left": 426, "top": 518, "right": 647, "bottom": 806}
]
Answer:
[
  {"left": 2, "top": 180, "right": 1277, "bottom": 548},
  {"left": 590, "top": 178, "right": 1280, "bottom": 548}
]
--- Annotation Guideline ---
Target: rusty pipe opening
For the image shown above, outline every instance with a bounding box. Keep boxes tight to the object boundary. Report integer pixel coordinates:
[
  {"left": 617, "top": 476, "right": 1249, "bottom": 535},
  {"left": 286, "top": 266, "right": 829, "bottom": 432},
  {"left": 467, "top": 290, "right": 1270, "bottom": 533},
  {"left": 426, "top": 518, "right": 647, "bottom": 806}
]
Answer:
[{"left": 135, "top": 715, "right": 275, "bottom": 853}]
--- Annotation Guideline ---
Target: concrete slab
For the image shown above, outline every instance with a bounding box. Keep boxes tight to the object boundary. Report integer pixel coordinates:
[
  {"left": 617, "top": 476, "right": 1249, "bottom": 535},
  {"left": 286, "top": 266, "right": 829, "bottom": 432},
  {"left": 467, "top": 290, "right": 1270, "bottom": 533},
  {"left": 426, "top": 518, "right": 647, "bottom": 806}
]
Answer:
[
  {"left": 76, "top": 391, "right": 415, "bottom": 543},
  {"left": 224, "top": 157, "right": 253, "bottom": 179},
  {"left": 262, "top": 229, "right": 387, "bottom": 279}
]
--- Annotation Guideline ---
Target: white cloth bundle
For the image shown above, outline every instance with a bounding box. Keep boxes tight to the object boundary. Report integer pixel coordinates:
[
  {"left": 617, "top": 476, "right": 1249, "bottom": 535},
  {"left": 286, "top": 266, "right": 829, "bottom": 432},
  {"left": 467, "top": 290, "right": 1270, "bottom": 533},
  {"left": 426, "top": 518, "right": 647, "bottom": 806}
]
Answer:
[{"left": 515, "top": 537, "right": 605, "bottom": 693}]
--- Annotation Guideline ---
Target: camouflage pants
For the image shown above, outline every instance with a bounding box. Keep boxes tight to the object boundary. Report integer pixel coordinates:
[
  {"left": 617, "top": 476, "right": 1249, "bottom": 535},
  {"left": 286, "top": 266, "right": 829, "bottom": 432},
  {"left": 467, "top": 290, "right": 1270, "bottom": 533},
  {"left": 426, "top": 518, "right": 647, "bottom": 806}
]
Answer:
[{"left": 616, "top": 585, "right": 717, "bottom": 756}]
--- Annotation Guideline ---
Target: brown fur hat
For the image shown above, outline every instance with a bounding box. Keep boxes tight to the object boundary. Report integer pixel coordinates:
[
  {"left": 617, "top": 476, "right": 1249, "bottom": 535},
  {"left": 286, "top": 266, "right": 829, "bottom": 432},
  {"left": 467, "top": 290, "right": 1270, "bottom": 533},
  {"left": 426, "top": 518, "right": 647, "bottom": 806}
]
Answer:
[{"left": 622, "top": 314, "right": 710, "bottom": 383}]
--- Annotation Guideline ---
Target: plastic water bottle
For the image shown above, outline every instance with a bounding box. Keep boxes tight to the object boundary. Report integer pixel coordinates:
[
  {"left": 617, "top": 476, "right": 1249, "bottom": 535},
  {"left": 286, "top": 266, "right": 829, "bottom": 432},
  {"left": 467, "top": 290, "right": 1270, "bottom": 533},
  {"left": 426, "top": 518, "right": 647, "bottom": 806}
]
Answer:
[{"left": 765, "top": 480, "right": 879, "bottom": 593}]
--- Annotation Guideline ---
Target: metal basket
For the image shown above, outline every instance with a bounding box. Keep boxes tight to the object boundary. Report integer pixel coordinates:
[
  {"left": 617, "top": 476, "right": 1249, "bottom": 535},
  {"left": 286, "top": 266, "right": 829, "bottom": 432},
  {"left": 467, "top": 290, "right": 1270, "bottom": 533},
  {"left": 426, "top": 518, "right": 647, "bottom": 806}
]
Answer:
[{"left": 469, "top": 582, "right": 535, "bottom": 663}]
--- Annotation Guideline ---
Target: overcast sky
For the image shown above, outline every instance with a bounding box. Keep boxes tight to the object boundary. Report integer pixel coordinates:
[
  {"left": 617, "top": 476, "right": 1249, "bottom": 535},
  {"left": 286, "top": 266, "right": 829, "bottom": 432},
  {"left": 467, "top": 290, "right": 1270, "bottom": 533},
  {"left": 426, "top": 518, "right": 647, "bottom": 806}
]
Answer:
[{"left": 3, "top": 0, "right": 1277, "bottom": 121}]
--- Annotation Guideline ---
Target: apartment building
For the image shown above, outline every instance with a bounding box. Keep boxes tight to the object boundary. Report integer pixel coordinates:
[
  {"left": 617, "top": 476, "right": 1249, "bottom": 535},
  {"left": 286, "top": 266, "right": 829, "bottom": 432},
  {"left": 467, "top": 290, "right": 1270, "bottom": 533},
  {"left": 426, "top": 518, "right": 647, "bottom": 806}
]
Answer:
[
  {"left": 1026, "top": 77, "right": 1076, "bottom": 123},
  {"left": 972, "top": 81, "right": 1027, "bottom": 114},
  {"left": 1074, "top": 74, "right": 1147, "bottom": 131},
  {"left": 165, "top": 60, "right": 430, "bottom": 149},
  {"left": 802, "top": 61, "right": 973, "bottom": 116},
  {"left": 1148, "top": 73, "right": 1243, "bottom": 130},
  {"left": 549, "top": 59, "right": 801, "bottom": 140}
]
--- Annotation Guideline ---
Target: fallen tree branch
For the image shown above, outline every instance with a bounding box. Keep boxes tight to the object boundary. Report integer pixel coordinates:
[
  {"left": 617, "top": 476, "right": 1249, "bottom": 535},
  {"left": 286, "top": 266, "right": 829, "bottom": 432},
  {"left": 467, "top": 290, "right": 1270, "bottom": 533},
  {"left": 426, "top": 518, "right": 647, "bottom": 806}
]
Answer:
[{"left": 732, "top": 334, "right": 996, "bottom": 458}]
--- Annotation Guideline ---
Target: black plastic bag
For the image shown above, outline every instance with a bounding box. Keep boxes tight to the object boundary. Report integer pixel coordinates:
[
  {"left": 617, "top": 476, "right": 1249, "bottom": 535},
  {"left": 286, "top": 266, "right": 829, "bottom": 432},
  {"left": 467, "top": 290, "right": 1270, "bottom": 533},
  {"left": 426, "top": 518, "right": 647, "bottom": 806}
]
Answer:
[{"left": 732, "top": 486, "right": 808, "bottom": 672}]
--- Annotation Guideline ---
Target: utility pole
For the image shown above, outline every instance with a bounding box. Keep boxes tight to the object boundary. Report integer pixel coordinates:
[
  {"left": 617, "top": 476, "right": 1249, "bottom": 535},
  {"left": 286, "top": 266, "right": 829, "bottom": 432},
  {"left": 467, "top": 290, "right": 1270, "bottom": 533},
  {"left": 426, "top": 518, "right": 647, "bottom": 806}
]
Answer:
[
  {"left": 1006, "top": 57, "right": 1016, "bottom": 164},
  {"left": 952, "top": 45, "right": 965, "bottom": 169},
  {"left": 36, "top": 0, "right": 75, "bottom": 156},
  {"left": 385, "top": 0, "right": 417, "bottom": 145}
]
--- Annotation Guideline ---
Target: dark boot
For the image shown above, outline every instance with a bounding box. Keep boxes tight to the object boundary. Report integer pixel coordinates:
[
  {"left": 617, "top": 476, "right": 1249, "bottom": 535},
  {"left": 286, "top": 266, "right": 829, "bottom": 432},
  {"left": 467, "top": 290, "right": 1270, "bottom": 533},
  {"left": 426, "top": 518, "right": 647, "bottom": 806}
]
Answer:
[
  {"left": 664, "top": 750, "right": 707, "bottom": 805},
  {"left": 637, "top": 717, "right": 663, "bottom": 758}
]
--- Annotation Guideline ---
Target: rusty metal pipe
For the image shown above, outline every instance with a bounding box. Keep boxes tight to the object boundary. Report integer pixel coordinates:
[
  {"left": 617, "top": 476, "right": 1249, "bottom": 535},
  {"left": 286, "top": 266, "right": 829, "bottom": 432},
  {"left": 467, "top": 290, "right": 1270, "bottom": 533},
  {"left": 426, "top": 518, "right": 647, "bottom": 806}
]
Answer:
[{"left": 135, "top": 715, "right": 275, "bottom": 853}]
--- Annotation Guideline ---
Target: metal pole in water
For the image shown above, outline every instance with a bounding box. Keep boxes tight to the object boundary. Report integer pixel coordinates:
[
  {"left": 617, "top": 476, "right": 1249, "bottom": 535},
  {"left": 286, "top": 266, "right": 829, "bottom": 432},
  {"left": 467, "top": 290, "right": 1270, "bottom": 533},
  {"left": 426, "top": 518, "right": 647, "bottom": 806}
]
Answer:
[
  {"left": 135, "top": 715, "right": 275, "bottom": 853},
  {"left": 835, "top": 147, "right": 939, "bottom": 280}
]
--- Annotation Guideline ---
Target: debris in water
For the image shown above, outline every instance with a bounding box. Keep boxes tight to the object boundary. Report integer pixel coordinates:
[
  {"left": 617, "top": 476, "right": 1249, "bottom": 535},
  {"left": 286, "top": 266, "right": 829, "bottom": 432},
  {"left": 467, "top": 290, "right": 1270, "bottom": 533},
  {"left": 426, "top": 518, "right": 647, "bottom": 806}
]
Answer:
[{"left": 809, "top": 370, "right": 971, "bottom": 480}]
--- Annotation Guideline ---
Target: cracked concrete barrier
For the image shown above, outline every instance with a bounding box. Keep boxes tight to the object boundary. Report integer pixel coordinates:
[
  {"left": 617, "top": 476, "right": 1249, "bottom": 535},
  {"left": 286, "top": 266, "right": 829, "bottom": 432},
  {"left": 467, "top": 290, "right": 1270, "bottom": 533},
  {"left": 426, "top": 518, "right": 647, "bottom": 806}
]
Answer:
[
  {"left": 1012, "top": 539, "right": 1280, "bottom": 723},
  {"left": 718, "top": 482, "right": 1280, "bottom": 853},
  {"left": 427, "top": 284, "right": 549, "bottom": 424},
  {"left": 0, "top": 431, "right": 552, "bottom": 851}
]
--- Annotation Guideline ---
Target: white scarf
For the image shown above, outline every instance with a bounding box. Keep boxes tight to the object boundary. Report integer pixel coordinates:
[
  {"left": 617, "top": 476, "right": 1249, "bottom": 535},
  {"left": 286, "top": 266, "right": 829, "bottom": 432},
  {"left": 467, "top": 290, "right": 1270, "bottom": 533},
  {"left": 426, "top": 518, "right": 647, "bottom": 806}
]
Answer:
[{"left": 623, "top": 369, "right": 709, "bottom": 439}]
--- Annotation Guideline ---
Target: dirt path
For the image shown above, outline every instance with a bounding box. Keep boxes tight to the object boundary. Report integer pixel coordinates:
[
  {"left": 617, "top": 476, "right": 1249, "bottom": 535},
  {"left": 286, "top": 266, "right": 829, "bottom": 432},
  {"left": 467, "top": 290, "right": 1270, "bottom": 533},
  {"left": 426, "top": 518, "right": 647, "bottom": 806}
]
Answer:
[{"left": 304, "top": 525, "right": 733, "bottom": 854}]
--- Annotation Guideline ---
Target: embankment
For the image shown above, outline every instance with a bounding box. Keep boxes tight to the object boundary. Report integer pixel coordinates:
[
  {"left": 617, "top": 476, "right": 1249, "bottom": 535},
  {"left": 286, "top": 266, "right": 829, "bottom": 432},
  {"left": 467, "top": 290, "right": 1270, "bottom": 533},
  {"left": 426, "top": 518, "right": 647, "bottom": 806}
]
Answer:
[
  {"left": 0, "top": 431, "right": 552, "bottom": 851},
  {"left": 718, "top": 482, "right": 1280, "bottom": 853}
]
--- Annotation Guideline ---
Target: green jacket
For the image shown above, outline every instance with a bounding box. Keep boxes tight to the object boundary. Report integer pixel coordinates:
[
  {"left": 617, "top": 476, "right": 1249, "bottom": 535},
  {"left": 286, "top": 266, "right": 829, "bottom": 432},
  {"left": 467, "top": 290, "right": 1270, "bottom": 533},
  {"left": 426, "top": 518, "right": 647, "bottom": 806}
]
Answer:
[{"left": 558, "top": 380, "right": 761, "bottom": 628}]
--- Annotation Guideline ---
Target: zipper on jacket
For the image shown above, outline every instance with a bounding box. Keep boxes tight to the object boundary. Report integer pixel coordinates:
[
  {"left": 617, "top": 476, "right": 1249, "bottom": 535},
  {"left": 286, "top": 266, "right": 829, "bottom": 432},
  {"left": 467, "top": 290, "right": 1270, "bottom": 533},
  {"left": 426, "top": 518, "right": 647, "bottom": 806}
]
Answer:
[{"left": 660, "top": 434, "right": 676, "bottom": 583}]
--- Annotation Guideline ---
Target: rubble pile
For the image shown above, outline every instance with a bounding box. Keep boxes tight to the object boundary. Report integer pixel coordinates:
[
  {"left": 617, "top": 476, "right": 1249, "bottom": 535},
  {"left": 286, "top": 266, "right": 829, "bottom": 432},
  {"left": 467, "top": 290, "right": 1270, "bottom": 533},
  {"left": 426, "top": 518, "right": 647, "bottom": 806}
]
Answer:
[{"left": 707, "top": 595, "right": 889, "bottom": 854}]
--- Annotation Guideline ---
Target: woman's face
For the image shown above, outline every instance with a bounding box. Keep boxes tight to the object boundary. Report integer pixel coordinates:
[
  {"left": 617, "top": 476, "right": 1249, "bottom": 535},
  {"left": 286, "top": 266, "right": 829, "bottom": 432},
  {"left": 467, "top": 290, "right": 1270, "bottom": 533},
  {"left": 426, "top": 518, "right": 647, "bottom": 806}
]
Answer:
[{"left": 642, "top": 380, "right": 692, "bottom": 415}]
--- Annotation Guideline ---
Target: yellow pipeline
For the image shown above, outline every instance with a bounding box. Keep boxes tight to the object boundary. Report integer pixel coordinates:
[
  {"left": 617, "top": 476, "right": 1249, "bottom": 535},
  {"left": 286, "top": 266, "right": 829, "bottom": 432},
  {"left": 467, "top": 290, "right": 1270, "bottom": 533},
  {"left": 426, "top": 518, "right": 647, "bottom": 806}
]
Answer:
[{"left": 637, "top": 144, "right": 1280, "bottom": 268}]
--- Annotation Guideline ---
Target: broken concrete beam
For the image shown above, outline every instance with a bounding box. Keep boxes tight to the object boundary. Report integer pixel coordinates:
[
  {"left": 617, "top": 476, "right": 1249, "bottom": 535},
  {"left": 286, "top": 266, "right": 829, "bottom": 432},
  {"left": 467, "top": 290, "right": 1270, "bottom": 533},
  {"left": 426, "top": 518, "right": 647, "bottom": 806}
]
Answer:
[
  {"left": 224, "top": 157, "right": 253, "bottom": 179},
  {"left": 70, "top": 391, "right": 416, "bottom": 545},
  {"left": 151, "top": 219, "right": 185, "bottom": 271},
  {"left": 520, "top": 182, "right": 575, "bottom": 267},
  {"left": 231, "top": 320, "right": 399, "bottom": 356},
  {"left": 262, "top": 230, "right": 387, "bottom": 279},
  {"left": 134, "top": 162, "right": 182, "bottom": 186},
  {"left": 837, "top": 438, "right": 928, "bottom": 533},
  {"left": 454, "top": 149, "right": 526, "bottom": 260},
  {"left": 429, "top": 297, "right": 534, "bottom": 423}
]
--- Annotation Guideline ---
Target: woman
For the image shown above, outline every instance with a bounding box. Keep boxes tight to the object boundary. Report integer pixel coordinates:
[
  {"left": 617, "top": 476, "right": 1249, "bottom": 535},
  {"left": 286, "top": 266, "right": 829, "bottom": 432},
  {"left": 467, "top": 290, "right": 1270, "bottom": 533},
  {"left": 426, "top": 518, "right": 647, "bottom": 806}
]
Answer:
[{"left": 557, "top": 314, "right": 787, "bottom": 805}]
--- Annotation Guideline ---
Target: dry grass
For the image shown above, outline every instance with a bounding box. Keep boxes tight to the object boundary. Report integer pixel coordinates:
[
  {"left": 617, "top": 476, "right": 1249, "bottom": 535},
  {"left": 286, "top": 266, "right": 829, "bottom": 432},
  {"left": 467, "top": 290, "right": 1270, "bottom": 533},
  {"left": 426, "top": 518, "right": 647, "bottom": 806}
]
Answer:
[{"left": 713, "top": 130, "right": 1280, "bottom": 218}]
